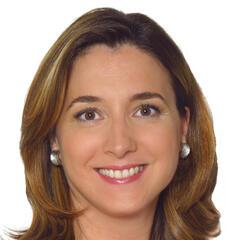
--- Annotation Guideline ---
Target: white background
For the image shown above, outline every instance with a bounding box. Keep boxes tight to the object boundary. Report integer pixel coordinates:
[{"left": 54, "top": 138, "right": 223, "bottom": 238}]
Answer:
[{"left": 0, "top": 0, "right": 239, "bottom": 239}]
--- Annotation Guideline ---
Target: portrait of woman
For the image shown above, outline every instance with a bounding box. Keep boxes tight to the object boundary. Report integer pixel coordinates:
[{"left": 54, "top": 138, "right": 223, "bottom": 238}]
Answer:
[{"left": 5, "top": 7, "right": 221, "bottom": 240}]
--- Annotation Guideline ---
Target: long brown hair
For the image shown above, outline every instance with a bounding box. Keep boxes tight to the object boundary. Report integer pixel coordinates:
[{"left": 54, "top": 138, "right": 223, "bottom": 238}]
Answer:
[{"left": 10, "top": 7, "right": 220, "bottom": 239}]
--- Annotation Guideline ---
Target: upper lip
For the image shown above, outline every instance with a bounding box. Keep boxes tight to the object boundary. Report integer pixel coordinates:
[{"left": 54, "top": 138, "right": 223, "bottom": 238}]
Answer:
[{"left": 95, "top": 163, "right": 146, "bottom": 170}]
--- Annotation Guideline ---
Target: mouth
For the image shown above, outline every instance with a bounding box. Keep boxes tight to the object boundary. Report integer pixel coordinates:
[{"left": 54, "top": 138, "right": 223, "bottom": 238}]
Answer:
[{"left": 94, "top": 164, "right": 147, "bottom": 184}]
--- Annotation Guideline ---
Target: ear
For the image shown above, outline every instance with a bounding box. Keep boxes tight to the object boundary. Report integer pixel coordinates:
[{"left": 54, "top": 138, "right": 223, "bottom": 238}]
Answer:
[
  {"left": 50, "top": 135, "right": 60, "bottom": 152},
  {"left": 180, "top": 106, "right": 190, "bottom": 143}
]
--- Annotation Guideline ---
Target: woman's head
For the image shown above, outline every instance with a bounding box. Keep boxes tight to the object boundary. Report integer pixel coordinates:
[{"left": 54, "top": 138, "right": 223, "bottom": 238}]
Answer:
[
  {"left": 19, "top": 7, "right": 220, "bottom": 239},
  {"left": 51, "top": 43, "right": 190, "bottom": 219}
]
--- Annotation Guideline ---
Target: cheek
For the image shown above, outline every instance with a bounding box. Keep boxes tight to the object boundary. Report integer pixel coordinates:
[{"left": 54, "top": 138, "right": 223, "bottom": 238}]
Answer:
[
  {"left": 141, "top": 119, "right": 181, "bottom": 157},
  {"left": 140, "top": 120, "right": 181, "bottom": 184},
  {"left": 57, "top": 128, "right": 101, "bottom": 170}
]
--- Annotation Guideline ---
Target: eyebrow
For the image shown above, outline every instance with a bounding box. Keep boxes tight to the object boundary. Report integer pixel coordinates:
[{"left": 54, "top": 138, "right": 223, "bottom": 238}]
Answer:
[{"left": 67, "top": 91, "right": 166, "bottom": 110}]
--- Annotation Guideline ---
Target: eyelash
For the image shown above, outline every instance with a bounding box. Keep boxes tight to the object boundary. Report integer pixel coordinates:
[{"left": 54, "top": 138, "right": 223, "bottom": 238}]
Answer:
[{"left": 74, "top": 104, "right": 161, "bottom": 122}]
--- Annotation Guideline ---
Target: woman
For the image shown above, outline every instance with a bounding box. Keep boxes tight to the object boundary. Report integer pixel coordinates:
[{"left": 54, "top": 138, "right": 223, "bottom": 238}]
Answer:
[{"left": 10, "top": 7, "right": 220, "bottom": 240}]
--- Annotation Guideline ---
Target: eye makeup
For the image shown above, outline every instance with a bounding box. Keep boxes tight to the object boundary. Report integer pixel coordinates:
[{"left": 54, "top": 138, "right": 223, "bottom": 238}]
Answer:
[{"left": 73, "top": 103, "right": 162, "bottom": 123}]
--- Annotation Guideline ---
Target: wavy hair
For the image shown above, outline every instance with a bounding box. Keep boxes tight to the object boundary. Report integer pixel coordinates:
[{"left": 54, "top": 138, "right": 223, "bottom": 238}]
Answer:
[{"left": 9, "top": 7, "right": 220, "bottom": 239}]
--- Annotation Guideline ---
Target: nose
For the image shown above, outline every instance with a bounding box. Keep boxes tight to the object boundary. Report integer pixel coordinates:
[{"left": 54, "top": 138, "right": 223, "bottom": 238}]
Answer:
[{"left": 103, "top": 117, "right": 137, "bottom": 159}]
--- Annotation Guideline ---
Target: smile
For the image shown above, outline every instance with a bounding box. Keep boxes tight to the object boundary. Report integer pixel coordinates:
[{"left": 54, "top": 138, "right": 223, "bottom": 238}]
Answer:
[
  {"left": 95, "top": 164, "right": 147, "bottom": 184},
  {"left": 97, "top": 165, "right": 144, "bottom": 179}
]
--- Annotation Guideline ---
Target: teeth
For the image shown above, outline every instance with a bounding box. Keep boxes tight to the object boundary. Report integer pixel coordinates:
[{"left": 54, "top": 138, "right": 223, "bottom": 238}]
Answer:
[
  {"left": 109, "top": 169, "right": 114, "bottom": 178},
  {"left": 129, "top": 168, "right": 135, "bottom": 176},
  {"left": 134, "top": 166, "right": 139, "bottom": 173},
  {"left": 122, "top": 169, "right": 129, "bottom": 178},
  {"left": 114, "top": 170, "right": 122, "bottom": 179},
  {"left": 98, "top": 165, "right": 144, "bottom": 179}
]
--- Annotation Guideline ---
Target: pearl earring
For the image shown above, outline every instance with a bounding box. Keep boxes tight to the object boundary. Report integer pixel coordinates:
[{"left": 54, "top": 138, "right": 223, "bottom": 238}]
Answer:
[
  {"left": 50, "top": 151, "right": 60, "bottom": 166},
  {"left": 180, "top": 143, "right": 190, "bottom": 159}
]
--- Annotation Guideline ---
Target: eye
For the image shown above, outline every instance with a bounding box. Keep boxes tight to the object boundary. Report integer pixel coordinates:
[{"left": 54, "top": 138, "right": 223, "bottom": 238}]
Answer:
[
  {"left": 74, "top": 104, "right": 161, "bottom": 123},
  {"left": 74, "top": 107, "right": 101, "bottom": 122},
  {"left": 134, "top": 104, "right": 161, "bottom": 118}
]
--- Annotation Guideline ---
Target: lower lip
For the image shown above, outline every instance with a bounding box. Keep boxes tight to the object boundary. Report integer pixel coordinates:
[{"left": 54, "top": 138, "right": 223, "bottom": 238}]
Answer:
[{"left": 96, "top": 166, "right": 146, "bottom": 185}]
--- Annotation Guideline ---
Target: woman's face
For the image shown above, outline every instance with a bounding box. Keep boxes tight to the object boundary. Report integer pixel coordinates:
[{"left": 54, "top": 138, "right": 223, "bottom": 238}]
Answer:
[{"left": 53, "top": 44, "right": 189, "bottom": 217}]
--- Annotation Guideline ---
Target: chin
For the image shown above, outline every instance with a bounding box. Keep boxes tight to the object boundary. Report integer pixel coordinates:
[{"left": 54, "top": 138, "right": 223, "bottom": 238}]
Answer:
[{"left": 96, "top": 198, "right": 157, "bottom": 218}]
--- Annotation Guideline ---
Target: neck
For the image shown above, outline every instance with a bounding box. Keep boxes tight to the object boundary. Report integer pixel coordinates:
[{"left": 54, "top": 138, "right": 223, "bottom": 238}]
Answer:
[{"left": 73, "top": 200, "right": 158, "bottom": 240}]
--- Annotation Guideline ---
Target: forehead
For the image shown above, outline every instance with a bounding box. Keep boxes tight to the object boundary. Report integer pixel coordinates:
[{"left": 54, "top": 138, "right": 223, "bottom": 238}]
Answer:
[{"left": 66, "top": 43, "right": 175, "bottom": 104}]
